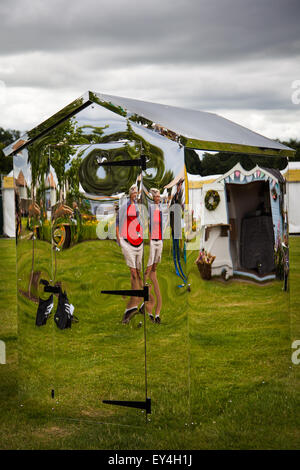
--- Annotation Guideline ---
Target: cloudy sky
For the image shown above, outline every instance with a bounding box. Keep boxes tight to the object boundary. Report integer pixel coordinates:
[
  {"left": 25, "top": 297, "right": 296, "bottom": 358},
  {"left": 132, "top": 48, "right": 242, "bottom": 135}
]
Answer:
[{"left": 0, "top": 0, "right": 299, "bottom": 141}]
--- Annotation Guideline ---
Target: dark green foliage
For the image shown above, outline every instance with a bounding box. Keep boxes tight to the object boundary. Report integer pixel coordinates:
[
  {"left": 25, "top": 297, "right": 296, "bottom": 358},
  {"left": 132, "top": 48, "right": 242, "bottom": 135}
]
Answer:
[
  {"left": 27, "top": 117, "right": 85, "bottom": 205},
  {"left": 202, "top": 151, "right": 290, "bottom": 176},
  {"left": 185, "top": 149, "right": 293, "bottom": 177},
  {"left": 185, "top": 140, "right": 300, "bottom": 177},
  {"left": 280, "top": 139, "right": 300, "bottom": 161},
  {"left": 130, "top": 114, "right": 154, "bottom": 128},
  {"left": 184, "top": 148, "right": 202, "bottom": 174},
  {"left": 78, "top": 120, "right": 173, "bottom": 195},
  {"left": 0, "top": 127, "right": 20, "bottom": 147},
  {"left": 89, "top": 93, "right": 127, "bottom": 117},
  {"left": 79, "top": 144, "right": 140, "bottom": 195},
  {"left": 0, "top": 127, "right": 21, "bottom": 175}
]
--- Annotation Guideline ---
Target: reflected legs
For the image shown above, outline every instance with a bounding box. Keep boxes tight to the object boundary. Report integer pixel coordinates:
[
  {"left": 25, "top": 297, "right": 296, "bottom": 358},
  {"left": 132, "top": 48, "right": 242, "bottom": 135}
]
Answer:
[{"left": 145, "top": 264, "right": 162, "bottom": 322}]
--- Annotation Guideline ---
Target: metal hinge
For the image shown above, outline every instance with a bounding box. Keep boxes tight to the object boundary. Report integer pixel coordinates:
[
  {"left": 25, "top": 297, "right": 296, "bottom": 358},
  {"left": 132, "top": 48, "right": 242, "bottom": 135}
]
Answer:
[{"left": 103, "top": 398, "right": 151, "bottom": 415}]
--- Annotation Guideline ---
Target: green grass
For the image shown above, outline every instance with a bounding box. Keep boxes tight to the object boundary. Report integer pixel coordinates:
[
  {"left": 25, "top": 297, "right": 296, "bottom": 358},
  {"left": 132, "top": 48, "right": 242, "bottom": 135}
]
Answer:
[{"left": 0, "top": 237, "right": 299, "bottom": 449}]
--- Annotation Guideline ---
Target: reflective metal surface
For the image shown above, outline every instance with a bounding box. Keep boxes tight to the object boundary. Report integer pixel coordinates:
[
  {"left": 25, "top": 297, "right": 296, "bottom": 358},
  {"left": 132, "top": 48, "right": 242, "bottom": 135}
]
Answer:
[
  {"left": 185, "top": 149, "right": 290, "bottom": 423},
  {"left": 13, "top": 102, "right": 190, "bottom": 425},
  {"left": 11, "top": 94, "right": 292, "bottom": 426},
  {"left": 14, "top": 147, "right": 54, "bottom": 414},
  {"left": 5, "top": 91, "right": 294, "bottom": 158}
]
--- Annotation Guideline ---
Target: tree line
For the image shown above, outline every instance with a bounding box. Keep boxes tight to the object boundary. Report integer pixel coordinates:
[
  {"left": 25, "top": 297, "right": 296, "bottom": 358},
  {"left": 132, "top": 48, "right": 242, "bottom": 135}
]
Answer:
[{"left": 1, "top": 125, "right": 299, "bottom": 177}]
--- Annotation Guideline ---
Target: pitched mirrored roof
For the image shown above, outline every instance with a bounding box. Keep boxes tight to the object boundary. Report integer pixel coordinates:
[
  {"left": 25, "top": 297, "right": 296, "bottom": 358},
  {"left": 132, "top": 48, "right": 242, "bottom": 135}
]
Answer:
[
  {"left": 4, "top": 90, "right": 294, "bottom": 157},
  {"left": 95, "top": 92, "right": 292, "bottom": 155}
]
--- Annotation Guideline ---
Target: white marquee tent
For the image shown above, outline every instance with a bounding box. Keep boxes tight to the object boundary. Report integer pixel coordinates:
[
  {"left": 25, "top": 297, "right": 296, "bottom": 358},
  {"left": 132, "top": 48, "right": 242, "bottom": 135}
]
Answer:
[
  {"left": 282, "top": 161, "right": 300, "bottom": 234},
  {"left": 1, "top": 171, "right": 15, "bottom": 238}
]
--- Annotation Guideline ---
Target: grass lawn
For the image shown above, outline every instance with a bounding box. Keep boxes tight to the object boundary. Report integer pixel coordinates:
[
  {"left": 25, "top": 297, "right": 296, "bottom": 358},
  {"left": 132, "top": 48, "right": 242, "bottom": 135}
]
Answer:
[{"left": 0, "top": 237, "right": 299, "bottom": 449}]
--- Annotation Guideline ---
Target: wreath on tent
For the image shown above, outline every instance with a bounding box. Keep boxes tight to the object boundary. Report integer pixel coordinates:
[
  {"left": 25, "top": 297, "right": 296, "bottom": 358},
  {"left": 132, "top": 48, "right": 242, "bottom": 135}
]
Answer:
[{"left": 205, "top": 190, "right": 220, "bottom": 211}]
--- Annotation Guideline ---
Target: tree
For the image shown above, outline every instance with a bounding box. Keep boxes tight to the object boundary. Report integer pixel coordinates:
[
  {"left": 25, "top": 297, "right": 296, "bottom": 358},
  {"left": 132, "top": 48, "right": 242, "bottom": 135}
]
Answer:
[
  {"left": 184, "top": 149, "right": 202, "bottom": 174},
  {"left": 28, "top": 117, "right": 82, "bottom": 204},
  {"left": 280, "top": 139, "right": 300, "bottom": 161},
  {"left": 0, "top": 127, "right": 21, "bottom": 174}
]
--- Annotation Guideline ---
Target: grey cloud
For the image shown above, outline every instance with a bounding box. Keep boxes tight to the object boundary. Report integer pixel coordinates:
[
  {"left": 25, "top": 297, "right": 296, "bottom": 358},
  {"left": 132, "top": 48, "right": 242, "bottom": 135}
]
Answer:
[
  {"left": 0, "top": 0, "right": 299, "bottom": 139},
  {"left": 0, "top": 0, "right": 300, "bottom": 65},
  {"left": 2, "top": 50, "right": 298, "bottom": 113}
]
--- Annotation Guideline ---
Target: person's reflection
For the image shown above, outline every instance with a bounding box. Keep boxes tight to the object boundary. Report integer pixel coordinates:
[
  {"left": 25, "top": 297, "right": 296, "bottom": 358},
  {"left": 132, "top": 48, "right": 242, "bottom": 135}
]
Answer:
[
  {"left": 116, "top": 184, "right": 144, "bottom": 324},
  {"left": 169, "top": 178, "right": 185, "bottom": 282},
  {"left": 169, "top": 178, "right": 184, "bottom": 235},
  {"left": 145, "top": 188, "right": 163, "bottom": 324}
]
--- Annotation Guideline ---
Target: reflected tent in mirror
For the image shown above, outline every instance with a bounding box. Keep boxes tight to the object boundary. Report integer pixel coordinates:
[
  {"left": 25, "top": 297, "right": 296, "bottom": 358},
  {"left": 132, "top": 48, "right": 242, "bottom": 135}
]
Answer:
[{"left": 185, "top": 148, "right": 291, "bottom": 425}]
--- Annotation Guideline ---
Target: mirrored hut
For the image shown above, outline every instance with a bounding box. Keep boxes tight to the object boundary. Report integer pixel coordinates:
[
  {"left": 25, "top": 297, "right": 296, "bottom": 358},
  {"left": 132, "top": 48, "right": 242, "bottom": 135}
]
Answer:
[{"left": 3, "top": 91, "right": 294, "bottom": 426}]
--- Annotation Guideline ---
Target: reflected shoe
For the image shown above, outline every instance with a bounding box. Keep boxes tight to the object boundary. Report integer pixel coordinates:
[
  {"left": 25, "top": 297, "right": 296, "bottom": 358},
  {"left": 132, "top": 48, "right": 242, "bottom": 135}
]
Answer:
[
  {"left": 138, "top": 303, "right": 145, "bottom": 314},
  {"left": 35, "top": 294, "right": 54, "bottom": 326},
  {"left": 122, "top": 307, "right": 138, "bottom": 324},
  {"left": 54, "top": 291, "right": 73, "bottom": 330},
  {"left": 155, "top": 315, "right": 161, "bottom": 324},
  {"left": 148, "top": 314, "right": 155, "bottom": 323}
]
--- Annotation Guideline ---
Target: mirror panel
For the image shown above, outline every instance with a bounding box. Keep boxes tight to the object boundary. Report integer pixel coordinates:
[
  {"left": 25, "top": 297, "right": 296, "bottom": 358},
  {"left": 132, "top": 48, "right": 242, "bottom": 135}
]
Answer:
[
  {"left": 185, "top": 149, "right": 291, "bottom": 426},
  {"left": 43, "top": 103, "right": 190, "bottom": 425},
  {"left": 13, "top": 101, "right": 292, "bottom": 430},
  {"left": 14, "top": 147, "right": 54, "bottom": 415}
]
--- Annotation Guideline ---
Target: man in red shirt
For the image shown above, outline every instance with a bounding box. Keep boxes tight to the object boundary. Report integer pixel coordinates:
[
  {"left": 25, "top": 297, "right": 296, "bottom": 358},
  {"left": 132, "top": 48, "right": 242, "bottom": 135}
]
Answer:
[
  {"left": 145, "top": 188, "right": 163, "bottom": 324},
  {"left": 116, "top": 184, "right": 144, "bottom": 324}
]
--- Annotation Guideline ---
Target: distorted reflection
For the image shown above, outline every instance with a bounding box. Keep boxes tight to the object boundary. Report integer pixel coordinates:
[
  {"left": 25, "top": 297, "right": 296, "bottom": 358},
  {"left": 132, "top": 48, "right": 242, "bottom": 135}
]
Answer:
[
  {"left": 187, "top": 154, "right": 289, "bottom": 284},
  {"left": 11, "top": 94, "right": 291, "bottom": 426},
  {"left": 116, "top": 183, "right": 144, "bottom": 324},
  {"left": 144, "top": 188, "right": 163, "bottom": 324}
]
